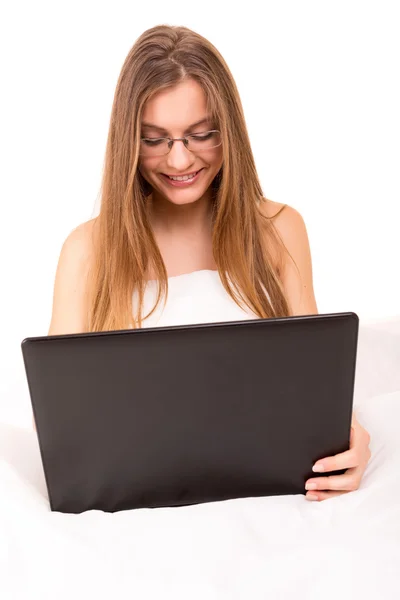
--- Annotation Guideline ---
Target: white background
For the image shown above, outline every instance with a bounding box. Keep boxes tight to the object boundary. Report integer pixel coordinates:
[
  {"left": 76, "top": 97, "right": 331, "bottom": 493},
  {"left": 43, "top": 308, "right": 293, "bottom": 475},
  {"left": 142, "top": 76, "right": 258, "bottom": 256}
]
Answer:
[{"left": 1, "top": 1, "right": 399, "bottom": 426}]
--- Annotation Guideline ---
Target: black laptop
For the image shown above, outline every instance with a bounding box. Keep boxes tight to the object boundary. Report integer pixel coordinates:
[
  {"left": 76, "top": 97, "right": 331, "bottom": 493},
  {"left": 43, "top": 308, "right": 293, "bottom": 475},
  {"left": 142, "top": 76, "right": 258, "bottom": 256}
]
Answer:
[{"left": 21, "top": 312, "right": 358, "bottom": 514}]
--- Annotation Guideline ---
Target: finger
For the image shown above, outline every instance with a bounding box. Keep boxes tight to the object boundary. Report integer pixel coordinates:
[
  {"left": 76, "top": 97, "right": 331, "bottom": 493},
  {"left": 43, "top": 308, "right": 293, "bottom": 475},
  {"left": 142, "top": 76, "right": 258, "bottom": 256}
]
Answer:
[
  {"left": 306, "top": 468, "right": 360, "bottom": 492},
  {"left": 305, "top": 490, "right": 346, "bottom": 502},
  {"left": 350, "top": 416, "right": 371, "bottom": 447},
  {"left": 350, "top": 424, "right": 355, "bottom": 447},
  {"left": 312, "top": 448, "right": 359, "bottom": 473},
  {"left": 313, "top": 418, "right": 371, "bottom": 473}
]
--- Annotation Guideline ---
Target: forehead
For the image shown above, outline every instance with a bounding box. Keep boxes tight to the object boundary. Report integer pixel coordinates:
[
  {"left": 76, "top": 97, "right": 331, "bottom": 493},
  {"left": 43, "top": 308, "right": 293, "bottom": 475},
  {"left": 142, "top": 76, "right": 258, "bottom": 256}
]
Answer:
[{"left": 141, "top": 79, "right": 210, "bottom": 132}]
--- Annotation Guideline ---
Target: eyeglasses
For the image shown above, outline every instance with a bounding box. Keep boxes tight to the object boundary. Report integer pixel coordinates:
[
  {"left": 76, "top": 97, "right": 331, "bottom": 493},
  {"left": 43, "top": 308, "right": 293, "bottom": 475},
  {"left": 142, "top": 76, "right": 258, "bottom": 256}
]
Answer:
[{"left": 139, "top": 130, "right": 222, "bottom": 157}]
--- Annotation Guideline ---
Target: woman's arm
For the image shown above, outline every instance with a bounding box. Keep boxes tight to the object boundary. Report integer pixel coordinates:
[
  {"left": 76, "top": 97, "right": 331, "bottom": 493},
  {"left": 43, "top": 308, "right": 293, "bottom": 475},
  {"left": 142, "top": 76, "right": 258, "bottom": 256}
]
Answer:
[
  {"left": 47, "top": 220, "right": 94, "bottom": 337},
  {"left": 267, "top": 202, "right": 318, "bottom": 316},
  {"left": 32, "top": 220, "right": 94, "bottom": 431},
  {"left": 266, "top": 202, "right": 371, "bottom": 501}
]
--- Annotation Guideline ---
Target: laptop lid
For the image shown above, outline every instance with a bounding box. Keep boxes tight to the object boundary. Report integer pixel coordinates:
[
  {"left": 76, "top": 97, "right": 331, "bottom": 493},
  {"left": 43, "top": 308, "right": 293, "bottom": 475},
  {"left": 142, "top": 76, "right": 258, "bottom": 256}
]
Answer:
[{"left": 21, "top": 312, "right": 358, "bottom": 513}]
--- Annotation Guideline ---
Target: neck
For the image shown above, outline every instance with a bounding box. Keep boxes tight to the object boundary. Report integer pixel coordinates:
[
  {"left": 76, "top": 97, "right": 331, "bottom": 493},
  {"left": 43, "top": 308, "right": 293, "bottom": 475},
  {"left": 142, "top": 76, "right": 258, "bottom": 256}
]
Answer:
[{"left": 147, "top": 189, "right": 214, "bottom": 236}]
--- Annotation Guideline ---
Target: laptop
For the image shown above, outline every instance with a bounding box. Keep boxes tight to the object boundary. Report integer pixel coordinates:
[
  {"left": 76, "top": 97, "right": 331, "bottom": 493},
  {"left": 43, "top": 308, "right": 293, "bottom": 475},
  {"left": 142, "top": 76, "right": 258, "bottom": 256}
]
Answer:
[{"left": 21, "top": 312, "right": 358, "bottom": 514}]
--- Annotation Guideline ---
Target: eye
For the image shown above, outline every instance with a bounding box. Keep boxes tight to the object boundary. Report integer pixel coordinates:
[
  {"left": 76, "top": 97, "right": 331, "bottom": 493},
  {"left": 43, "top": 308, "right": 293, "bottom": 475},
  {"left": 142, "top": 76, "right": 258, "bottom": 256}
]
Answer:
[
  {"left": 190, "top": 132, "right": 214, "bottom": 141},
  {"left": 141, "top": 138, "right": 165, "bottom": 146}
]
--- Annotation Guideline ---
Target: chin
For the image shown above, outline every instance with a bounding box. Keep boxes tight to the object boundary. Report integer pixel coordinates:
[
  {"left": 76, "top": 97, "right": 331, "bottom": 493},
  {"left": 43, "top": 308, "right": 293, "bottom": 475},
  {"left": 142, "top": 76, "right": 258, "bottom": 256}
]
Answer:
[
  {"left": 161, "top": 189, "right": 208, "bottom": 205},
  {"left": 151, "top": 174, "right": 215, "bottom": 204}
]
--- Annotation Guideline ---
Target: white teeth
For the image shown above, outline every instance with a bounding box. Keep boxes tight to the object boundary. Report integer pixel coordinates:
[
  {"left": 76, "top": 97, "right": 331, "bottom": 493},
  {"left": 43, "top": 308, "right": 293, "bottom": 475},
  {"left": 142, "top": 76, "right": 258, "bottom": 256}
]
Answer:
[{"left": 168, "top": 171, "right": 198, "bottom": 181}]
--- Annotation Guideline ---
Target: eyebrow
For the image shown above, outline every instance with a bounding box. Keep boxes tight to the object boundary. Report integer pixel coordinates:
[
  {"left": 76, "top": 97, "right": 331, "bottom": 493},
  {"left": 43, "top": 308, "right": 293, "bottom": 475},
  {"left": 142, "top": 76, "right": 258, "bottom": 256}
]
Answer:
[{"left": 141, "top": 117, "right": 213, "bottom": 135}]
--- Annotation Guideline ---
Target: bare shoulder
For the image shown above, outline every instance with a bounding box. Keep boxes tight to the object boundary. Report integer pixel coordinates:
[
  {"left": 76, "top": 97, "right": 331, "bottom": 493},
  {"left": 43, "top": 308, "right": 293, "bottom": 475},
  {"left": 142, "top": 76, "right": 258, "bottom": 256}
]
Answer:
[
  {"left": 259, "top": 198, "right": 288, "bottom": 220},
  {"left": 259, "top": 197, "right": 304, "bottom": 227},
  {"left": 258, "top": 198, "right": 303, "bottom": 271},
  {"left": 259, "top": 198, "right": 318, "bottom": 315},
  {"left": 48, "top": 217, "right": 98, "bottom": 336},
  {"left": 259, "top": 198, "right": 309, "bottom": 254},
  {"left": 63, "top": 217, "right": 97, "bottom": 259}
]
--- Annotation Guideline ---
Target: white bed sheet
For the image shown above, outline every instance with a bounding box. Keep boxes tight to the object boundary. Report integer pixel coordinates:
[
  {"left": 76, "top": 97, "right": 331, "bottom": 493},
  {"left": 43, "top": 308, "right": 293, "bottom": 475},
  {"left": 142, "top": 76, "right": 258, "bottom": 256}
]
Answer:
[{"left": 1, "top": 317, "right": 400, "bottom": 600}]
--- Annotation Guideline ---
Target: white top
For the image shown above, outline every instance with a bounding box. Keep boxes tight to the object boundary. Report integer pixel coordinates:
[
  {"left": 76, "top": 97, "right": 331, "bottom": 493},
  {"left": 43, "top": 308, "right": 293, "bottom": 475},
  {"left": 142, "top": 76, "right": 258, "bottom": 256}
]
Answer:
[{"left": 133, "top": 269, "right": 259, "bottom": 328}]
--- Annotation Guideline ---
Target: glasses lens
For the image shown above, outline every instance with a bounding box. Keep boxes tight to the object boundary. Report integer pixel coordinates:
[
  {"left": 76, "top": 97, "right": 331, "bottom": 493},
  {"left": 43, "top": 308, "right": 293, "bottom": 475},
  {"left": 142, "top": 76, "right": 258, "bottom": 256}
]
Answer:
[
  {"left": 140, "top": 138, "right": 170, "bottom": 156},
  {"left": 186, "top": 131, "right": 221, "bottom": 152},
  {"left": 139, "top": 131, "right": 222, "bottom": 156}
]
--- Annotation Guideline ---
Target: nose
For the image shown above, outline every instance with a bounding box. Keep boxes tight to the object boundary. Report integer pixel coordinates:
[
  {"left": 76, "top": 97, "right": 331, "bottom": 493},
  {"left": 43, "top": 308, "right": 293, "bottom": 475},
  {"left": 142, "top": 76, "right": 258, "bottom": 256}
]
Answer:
[{"left": 165, "top": 140, "right": 196, "bottom": 172}]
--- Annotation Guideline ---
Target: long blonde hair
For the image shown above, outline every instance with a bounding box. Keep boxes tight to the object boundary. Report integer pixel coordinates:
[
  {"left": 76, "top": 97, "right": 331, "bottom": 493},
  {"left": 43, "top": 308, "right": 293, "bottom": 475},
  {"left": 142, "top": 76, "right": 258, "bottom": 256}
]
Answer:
[{"left": 87, "top": 24, "right": 292, "bottom": 332}]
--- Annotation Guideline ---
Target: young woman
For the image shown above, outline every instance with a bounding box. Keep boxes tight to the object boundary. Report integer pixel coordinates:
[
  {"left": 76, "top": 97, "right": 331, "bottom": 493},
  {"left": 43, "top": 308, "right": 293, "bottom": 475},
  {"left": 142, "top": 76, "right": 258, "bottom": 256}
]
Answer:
[{"left": 47, "top": 25, "right": 371, "bottom": 501}]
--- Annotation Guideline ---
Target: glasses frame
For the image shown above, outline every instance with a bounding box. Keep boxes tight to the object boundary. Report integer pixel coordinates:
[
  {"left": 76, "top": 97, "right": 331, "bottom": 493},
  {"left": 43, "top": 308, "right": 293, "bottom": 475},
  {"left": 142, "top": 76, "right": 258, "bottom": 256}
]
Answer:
[{"left": 139, "top": 129, "right": 222, "bottom": 157}]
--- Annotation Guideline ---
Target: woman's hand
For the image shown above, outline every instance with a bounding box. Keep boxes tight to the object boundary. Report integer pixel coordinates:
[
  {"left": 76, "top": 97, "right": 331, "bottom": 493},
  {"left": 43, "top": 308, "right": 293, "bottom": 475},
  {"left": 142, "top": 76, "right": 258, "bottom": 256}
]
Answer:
[{"left": 304, "top": 413, "right": 371, "bottom": 502}]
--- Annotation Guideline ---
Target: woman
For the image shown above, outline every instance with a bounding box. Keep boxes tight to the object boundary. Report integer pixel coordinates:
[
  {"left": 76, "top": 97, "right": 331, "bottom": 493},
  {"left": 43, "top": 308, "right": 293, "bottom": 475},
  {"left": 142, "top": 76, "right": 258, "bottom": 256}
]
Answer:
[{"left": 47, "top": 25, "right": 371, "bottom": 501}]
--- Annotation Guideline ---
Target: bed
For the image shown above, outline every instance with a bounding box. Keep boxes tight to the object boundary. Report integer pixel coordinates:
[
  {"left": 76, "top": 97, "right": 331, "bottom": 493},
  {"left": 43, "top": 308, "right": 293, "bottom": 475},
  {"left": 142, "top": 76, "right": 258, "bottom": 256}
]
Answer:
[{"left": 1, "top": 316, "right": 399, "bottom": 599}]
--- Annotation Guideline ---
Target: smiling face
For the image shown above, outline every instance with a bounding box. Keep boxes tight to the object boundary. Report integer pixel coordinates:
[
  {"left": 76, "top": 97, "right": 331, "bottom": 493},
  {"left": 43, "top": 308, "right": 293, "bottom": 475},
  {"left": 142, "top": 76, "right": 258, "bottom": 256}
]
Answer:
[{"left": 138, "top": 79, "right": 223, "bottom": 207}]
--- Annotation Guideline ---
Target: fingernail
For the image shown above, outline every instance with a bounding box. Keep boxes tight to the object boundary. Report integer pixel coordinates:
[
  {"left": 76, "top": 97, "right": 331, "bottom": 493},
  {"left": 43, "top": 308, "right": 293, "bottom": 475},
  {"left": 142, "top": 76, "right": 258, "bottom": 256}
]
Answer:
[
  {"left": 305, "top": 483, "right": 317, "bottom": 491},
  {"left": 312, "top": 464, "right": 324, "bottom": 472},
  {"left": 306, "top": 494, "right": 318, "bottom": 501}
]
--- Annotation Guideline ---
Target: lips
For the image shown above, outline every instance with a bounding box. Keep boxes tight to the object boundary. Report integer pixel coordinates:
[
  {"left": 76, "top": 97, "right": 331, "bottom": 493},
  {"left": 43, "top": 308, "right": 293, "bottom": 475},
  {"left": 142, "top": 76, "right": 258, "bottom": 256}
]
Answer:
[
  {"left": 162, "top": 168, "right": 202, "bottom": 179},
  {"left": 159, "top": 168, "right": 204, "bottom": 187}
]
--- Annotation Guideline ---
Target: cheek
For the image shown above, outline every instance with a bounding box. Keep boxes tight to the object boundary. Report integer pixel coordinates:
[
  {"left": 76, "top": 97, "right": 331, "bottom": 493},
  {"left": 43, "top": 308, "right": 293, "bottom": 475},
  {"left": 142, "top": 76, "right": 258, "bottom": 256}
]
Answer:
[
  {"left": 211, "top": 148, "right": 223, "bottom": 169},
  {"left": 197, "top": 149, "right": 223, "bottom": 174},
  {"left": 139, "top": 159, "right": 159, "bottom": 180}
]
